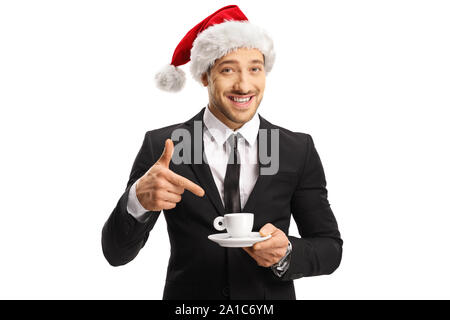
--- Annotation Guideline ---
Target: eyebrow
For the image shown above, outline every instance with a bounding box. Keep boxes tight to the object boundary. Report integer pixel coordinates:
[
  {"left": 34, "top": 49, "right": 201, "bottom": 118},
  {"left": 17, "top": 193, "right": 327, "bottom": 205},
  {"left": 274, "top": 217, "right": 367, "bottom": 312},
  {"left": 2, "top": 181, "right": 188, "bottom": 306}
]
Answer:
[{"left": 217, "top": 59, "right": 265, "bottom": 67}]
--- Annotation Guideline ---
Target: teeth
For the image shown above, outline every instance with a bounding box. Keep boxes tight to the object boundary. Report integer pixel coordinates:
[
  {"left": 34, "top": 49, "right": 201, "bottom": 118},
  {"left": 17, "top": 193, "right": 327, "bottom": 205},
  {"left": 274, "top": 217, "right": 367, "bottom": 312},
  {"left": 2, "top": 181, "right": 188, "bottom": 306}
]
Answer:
[{"left": 230, "top": 96, "right": 251, "bottom": 103}]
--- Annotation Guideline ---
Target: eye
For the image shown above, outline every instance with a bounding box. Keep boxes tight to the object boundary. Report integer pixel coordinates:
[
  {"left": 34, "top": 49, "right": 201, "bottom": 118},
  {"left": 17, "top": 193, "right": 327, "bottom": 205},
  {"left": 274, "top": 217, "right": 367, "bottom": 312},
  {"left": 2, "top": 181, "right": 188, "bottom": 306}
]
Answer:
[
  {"left": 221, "top": 68, "right": 233, "bottom": 73},
  {"left": 251, "top": 67, "right": 262, "bottom": 72}
]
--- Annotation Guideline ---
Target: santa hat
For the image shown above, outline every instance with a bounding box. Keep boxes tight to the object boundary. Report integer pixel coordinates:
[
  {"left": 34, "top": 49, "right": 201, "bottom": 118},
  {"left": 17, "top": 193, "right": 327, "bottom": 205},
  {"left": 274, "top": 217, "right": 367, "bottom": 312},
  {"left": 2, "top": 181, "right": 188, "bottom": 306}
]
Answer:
[{"left": 155, "top": 4, "right": 276, "bottom": 92}]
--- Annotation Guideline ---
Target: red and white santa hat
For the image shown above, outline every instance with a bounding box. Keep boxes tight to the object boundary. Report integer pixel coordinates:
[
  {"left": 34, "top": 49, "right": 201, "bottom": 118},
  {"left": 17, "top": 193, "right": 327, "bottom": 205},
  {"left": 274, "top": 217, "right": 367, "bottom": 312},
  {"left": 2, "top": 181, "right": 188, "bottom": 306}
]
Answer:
[{"left": 155, "top": 5, "right": 276, "bottom": 92}]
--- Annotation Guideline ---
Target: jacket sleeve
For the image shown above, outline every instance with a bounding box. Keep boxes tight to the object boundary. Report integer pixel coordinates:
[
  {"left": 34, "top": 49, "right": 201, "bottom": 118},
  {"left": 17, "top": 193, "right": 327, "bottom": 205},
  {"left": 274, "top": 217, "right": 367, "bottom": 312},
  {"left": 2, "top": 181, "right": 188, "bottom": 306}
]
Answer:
[
  {"left": 101, "top": 132, "right": 162, "bottom": 267},
  {"left": 278, "top": 134, "right": 343, "bottom": 281}
]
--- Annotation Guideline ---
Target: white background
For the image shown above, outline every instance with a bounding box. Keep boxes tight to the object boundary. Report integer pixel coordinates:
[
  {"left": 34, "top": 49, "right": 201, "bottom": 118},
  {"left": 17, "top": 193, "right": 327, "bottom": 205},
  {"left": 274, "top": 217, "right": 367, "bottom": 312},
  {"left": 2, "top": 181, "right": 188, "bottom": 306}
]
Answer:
[{"left": 1, "top": 0, "right": 449, "bottom": 299}]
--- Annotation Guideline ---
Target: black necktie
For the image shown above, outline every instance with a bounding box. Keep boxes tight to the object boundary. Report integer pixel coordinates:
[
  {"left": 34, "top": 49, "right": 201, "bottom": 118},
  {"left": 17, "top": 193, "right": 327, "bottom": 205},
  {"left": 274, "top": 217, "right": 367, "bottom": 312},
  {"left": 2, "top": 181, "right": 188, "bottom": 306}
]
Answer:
[{"left": 224, "top": 134, "right": 241, "bottom": 213}]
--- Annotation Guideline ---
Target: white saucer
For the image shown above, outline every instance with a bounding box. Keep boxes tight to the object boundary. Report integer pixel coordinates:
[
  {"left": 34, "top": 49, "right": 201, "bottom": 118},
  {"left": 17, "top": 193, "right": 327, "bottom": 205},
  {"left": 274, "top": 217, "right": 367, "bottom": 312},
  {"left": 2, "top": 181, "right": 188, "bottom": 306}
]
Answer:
[{"left": 208, "top": 232, "right": 272, "bottom": 248}]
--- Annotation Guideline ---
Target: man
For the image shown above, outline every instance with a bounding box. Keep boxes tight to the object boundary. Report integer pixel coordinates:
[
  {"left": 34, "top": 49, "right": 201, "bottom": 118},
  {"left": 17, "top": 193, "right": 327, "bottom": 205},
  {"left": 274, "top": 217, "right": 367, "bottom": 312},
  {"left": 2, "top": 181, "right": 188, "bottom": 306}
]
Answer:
[{"left": 101, "top": 5, "right": 343, "bottom": 300}]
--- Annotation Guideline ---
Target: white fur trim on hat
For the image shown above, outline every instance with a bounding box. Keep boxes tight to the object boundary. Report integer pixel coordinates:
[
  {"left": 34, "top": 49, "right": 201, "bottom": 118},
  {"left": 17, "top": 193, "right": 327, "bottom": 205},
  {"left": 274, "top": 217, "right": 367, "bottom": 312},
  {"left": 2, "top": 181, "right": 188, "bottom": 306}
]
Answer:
[
  {"left": 155, "top": 64, "right": 186, "bottom": 92},
  {"left": 190, "top": 20, "right": 276, "bottom": 84}
]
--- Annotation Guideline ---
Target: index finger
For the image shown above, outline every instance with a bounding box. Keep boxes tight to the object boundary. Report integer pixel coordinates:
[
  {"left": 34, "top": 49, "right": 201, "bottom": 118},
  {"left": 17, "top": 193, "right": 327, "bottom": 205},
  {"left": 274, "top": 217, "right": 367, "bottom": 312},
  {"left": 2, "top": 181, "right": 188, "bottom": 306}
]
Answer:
[{"left": 166, "top": 170, "right": 205, "bottom": 197}]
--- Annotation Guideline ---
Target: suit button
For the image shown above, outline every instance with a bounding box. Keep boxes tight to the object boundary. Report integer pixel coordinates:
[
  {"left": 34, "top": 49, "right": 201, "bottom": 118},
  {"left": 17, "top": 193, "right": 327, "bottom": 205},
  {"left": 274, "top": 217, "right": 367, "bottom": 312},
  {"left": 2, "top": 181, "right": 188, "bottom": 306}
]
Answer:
[{"left": 222, "top": 286, "right": 230, "bottom": 297}]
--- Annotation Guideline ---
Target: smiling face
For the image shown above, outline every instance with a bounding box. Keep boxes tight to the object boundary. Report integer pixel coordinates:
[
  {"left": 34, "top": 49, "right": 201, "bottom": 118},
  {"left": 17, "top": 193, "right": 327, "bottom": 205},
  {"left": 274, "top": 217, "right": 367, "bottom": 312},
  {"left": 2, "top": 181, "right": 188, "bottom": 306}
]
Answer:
[{"left": 201, "top": 48, "right": 266, "bottom": 130}]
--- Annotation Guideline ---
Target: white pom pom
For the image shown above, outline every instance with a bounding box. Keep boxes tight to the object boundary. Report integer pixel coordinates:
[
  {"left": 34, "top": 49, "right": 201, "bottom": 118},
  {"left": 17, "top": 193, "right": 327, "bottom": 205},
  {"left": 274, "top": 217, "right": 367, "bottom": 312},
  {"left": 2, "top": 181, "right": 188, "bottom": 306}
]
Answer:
[{"left": 155, "top": 64, "right": 186, "bottom": 92}]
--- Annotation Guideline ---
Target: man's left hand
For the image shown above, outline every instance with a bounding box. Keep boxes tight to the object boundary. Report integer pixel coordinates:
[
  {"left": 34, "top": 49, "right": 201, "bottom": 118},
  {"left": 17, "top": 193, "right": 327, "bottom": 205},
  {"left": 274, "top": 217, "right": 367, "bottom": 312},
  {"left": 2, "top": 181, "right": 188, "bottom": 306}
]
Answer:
[{"left": 242, "top": 223, "right": 290, "bottom": 267}]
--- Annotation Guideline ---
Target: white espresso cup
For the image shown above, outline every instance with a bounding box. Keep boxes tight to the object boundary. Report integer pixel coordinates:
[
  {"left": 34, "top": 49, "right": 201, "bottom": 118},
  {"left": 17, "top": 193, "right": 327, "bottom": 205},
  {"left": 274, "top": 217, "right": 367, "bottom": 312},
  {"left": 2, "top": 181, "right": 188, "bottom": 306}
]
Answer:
[{"left": 213, "top": 213, "right": 254, "bottom": 238}]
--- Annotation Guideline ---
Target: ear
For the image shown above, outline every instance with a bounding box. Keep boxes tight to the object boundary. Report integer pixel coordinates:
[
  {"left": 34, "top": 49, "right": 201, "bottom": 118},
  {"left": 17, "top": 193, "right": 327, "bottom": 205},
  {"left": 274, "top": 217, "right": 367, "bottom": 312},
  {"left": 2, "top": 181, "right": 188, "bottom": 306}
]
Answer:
[{"left": 201, "top": 72, "right": 209, "bottom": 87}]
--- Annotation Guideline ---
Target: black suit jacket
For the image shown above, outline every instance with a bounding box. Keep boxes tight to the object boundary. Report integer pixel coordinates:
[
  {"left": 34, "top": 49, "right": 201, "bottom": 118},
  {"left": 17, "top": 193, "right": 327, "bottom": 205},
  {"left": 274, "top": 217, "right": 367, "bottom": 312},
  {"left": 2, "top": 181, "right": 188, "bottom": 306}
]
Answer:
[{"left": 101, "top": 107, "right": 343, "bottom": 300}]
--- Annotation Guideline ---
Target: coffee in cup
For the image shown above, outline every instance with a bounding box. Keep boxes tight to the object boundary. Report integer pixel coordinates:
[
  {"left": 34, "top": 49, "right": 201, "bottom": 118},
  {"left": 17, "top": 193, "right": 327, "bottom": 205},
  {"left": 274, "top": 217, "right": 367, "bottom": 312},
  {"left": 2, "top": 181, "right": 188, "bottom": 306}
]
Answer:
[{"left": 213, "top": 213, "right": 254, "bottom": 238}]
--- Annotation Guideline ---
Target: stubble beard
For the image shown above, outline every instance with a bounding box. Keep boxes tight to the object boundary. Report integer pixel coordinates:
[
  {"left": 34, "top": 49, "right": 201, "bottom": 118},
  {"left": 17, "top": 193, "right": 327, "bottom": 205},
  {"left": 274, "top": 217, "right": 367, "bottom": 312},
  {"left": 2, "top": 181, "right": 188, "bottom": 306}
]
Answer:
[{"left": 210, "top": 94, "right": 260, "bottom": 127}]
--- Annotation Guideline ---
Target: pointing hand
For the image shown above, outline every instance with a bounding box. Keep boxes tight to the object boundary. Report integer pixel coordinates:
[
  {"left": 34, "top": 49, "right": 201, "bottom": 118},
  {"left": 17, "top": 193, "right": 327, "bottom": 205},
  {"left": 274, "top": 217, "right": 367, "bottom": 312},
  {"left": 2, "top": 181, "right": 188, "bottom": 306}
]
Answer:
[{"left": 136, "top": 139, "right": 205, "bottom": 211}]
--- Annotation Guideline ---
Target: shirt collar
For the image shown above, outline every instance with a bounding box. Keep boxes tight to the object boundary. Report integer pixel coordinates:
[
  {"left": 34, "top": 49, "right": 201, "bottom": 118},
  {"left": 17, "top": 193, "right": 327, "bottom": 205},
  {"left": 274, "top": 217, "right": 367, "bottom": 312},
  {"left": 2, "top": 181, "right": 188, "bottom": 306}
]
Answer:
[{"left": 203, "top": 104, "right": 260, "bottom": 147}]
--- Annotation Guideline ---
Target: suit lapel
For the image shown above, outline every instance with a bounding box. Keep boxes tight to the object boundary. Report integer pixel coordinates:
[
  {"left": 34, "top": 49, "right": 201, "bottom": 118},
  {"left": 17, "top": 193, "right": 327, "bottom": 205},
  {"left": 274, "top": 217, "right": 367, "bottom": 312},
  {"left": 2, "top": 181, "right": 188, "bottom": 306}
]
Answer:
[
  {"left": 242, "top": 115, "right": 275, "bottom": 214},
  {"left": 184, "top": 108, "right": 225, "bottom": 216}
]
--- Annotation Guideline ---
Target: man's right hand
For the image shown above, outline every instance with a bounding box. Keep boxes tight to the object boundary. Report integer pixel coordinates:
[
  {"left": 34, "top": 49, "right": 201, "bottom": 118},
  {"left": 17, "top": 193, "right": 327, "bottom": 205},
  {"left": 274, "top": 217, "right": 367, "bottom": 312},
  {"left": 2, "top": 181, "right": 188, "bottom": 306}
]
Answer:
[{"left": 136, "top": 139, "right": 205, "bottom": 211}]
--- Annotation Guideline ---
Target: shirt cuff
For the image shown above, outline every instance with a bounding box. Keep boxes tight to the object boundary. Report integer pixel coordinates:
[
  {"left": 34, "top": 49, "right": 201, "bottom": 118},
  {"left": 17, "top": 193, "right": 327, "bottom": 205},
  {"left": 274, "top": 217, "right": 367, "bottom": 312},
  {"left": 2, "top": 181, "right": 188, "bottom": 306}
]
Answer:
[
  {"left": 271, "top": 241, "right": 292, "bottom": 277},
  {"left": 127, "top": 179, "right": 150, "bottom": 223}
]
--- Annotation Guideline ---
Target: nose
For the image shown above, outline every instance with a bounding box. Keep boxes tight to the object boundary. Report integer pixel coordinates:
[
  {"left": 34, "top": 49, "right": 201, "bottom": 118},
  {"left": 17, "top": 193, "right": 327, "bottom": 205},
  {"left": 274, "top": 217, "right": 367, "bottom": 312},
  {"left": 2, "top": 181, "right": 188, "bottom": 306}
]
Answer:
[{"left": 232, "top": 71, "right": 252, "bottom": 93}]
